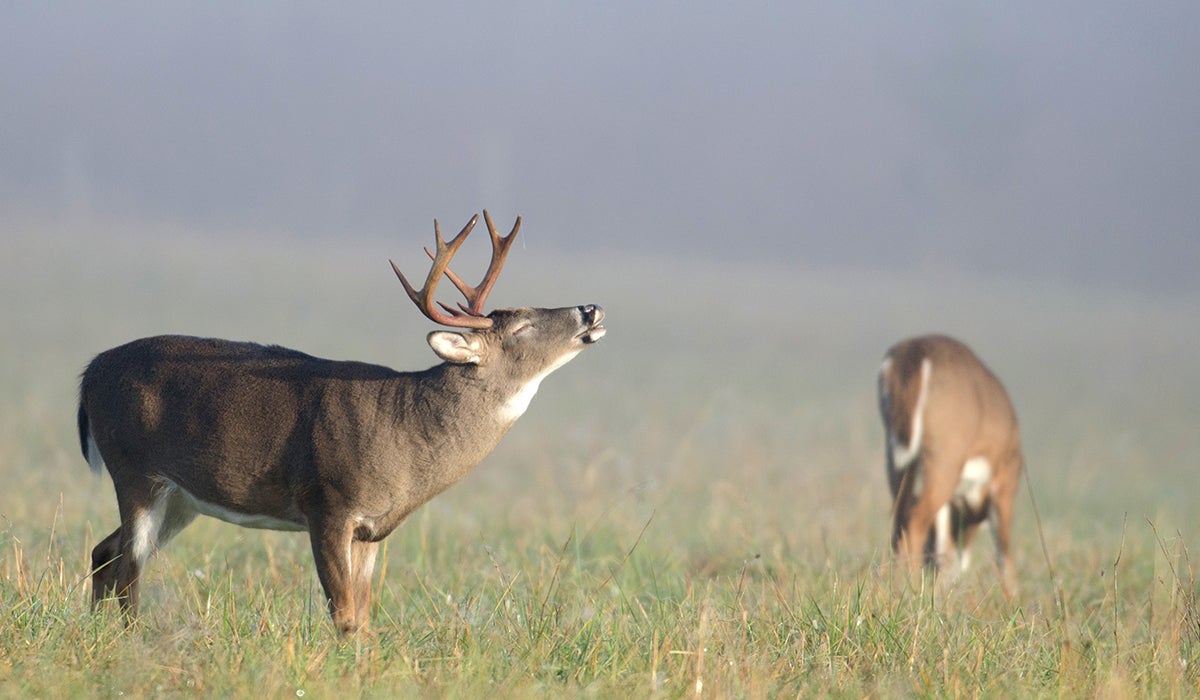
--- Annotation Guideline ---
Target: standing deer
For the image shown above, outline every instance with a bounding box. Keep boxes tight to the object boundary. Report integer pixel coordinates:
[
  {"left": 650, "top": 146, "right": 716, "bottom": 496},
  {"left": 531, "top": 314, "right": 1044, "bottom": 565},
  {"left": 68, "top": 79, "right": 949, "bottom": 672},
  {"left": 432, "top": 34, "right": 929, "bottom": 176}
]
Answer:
[
  {"left": 877, "top": 334, "right": 1021, "bottom": 596},
  {"left": 78, "top": 211, "right": 606, "bottom": 634}
]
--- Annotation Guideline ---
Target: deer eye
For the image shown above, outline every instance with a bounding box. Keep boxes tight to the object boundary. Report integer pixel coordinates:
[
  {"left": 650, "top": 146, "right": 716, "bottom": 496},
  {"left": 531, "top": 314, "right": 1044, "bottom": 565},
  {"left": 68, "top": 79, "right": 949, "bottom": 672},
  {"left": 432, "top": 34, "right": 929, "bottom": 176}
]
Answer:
[{"left": 512, "top": 322, "right": 533, "bottom": 337}]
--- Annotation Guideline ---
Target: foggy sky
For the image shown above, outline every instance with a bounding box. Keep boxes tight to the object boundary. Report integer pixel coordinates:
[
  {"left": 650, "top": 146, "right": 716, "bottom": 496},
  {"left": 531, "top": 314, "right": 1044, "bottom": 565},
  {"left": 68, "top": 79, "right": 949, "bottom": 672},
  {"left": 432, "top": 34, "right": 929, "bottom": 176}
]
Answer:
[{"left": 3, "top": 3, "right": 1198, "bottom": 291}]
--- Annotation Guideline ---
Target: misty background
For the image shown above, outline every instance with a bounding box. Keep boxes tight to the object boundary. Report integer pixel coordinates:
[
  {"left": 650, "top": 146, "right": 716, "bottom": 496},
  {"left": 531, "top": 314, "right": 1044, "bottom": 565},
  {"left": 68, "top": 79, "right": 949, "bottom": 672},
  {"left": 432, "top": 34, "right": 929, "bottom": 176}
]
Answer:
[
  {"left": 2, "top": 6, "right": 1200, "bottom": 643},
  {"left": 3, "top": 3, "right": 1197, "bottom": 293}
]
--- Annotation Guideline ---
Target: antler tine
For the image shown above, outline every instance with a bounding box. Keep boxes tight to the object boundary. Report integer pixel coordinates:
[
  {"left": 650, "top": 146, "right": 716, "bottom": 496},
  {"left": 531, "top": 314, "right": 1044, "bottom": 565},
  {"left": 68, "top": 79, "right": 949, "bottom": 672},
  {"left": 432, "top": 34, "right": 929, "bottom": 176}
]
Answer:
[
  {"left": 390, "top": 214, "right": 493, "bottom": 329},
  {"left": 470, "top": 209, "right": 521, "bottom": 314},
  {"left": 427, "top": 246, "right": 476, "bottom": 303},
  {"left": 423, "top": 209, "right": 521, "bottom": 317}
]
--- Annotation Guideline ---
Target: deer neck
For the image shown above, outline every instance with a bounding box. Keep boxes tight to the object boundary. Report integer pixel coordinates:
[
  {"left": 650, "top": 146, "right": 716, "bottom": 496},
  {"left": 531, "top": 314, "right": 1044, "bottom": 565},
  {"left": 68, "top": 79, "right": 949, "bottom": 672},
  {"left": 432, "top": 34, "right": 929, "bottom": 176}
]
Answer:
[
  {"left": 412, "top": 362, "right": 528, "bottom": 423},
  {"left": 377, "top": 363, "right": 528, "bottom": 495}
]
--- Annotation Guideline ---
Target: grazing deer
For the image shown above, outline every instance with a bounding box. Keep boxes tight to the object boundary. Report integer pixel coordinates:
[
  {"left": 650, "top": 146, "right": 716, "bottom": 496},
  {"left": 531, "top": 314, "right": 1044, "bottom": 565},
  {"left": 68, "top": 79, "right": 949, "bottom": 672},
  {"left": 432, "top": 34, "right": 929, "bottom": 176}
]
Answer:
[
  {"left": 877, "top": 334, "right": 1021, "bottom": 596},
  {"left": 78, "top": 211, "right": 606, "bottom": 634}
]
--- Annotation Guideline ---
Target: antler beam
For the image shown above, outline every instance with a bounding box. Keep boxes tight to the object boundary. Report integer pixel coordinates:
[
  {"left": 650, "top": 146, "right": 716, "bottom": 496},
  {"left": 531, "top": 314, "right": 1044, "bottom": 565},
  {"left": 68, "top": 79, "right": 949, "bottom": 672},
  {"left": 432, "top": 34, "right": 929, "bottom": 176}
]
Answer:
[{"left": 390, "top": 211, "right": 520, "bottom": 329}]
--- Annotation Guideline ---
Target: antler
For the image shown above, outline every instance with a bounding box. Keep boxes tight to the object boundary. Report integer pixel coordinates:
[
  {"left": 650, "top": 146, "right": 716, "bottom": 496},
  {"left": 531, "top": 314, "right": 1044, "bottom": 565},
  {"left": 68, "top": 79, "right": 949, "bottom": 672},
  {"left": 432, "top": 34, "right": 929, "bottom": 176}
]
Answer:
[
  {"left": 431, "top": 210, "right": 521, "bottom": 317},
  {"left": 389, "top": 211, "right": 519, "bottom": 329}
]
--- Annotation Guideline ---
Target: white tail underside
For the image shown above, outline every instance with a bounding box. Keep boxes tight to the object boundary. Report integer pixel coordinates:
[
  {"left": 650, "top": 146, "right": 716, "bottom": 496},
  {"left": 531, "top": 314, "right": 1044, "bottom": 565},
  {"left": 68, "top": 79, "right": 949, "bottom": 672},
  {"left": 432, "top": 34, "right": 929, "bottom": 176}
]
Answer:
[
  {"left": 890, "top": 357, "right": 932, "bottom": 470},
  {"left": 85, "top": 429, "right": 105, "bottom": 476}
]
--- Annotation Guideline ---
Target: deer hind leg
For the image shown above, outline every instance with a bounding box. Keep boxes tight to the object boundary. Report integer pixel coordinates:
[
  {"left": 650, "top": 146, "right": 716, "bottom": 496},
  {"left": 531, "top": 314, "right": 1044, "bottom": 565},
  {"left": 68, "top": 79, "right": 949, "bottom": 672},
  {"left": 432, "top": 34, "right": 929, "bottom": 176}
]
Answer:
[
  {"left": 899, "top": 454, "right": 961, "bottom": 577},
  {"left": 95, "top": 483, "right": 197, "bottom": 620},
  {"left": 108, "top": 501, "right": 163, "bottom": 618},
  {"left": 897, "top": 499, "right": 937, "bottom": 573},
  {"left": 989, "top": 480, "right": 1019, "bottom": 599},
  {"left": 890, "top": 490, "right": 914, "bottom": 561},
  {"left": 91, "top": 527, "right": 123, "bottom": 606},
  {"left": 888, "top": 457, "right": 920, "bottom": 564}
]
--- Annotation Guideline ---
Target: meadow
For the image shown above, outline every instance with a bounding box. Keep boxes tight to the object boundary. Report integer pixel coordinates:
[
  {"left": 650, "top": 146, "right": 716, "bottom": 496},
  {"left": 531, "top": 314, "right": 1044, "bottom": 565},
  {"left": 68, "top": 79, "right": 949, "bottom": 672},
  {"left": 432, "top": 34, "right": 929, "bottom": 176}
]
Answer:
[{"left": 1, "top": 226, "right": 1197, "bottom": 697}]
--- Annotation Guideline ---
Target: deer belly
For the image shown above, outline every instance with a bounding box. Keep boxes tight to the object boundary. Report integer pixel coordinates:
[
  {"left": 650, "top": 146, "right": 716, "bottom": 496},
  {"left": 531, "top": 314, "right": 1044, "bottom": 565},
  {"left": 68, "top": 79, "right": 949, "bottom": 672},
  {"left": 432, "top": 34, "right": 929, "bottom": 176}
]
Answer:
[
  {"left": 953, "top": 457, "right": 992, "bottom": 513},
  {"left": 170, "top": 479, "right": 308, "bottom": 531}
]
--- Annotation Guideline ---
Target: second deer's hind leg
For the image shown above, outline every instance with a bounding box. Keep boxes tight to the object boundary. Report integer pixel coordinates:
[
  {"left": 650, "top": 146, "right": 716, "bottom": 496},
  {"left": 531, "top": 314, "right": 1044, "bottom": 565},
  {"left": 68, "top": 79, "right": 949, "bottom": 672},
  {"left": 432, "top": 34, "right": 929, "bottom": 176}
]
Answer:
[
  {"left": 899, "top": 467, "right": 958, "bottom": 573},
  {"left": 989, "top": 484, "right": 1019, "bottom": 599}
]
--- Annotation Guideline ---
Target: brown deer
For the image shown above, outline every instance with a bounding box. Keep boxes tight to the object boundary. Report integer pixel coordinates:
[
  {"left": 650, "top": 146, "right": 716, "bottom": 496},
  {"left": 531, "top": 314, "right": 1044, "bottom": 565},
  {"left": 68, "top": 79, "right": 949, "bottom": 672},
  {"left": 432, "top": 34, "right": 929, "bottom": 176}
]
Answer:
[
  {"left": 78, "top": 211, "right": 606, "bottom": 634},
  {"left": 877, "top": 334, "right": 1021, "bottom": 596}
]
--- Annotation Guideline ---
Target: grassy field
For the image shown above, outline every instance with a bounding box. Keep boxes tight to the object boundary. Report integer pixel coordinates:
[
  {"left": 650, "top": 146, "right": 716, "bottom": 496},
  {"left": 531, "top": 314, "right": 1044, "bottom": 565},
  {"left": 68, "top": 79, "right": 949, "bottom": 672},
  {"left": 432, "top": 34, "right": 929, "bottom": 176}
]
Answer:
[{"left": 2, "top": 226, "right": 1198, "bottom": 697}]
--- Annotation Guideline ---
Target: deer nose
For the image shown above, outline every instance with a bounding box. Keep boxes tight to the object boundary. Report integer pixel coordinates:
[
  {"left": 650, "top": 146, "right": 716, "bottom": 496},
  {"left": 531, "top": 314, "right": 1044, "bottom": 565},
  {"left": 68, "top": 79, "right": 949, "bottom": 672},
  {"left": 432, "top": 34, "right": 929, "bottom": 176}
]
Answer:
[{"left": 580, "top": 304, "right": 604, "bottom": 325}]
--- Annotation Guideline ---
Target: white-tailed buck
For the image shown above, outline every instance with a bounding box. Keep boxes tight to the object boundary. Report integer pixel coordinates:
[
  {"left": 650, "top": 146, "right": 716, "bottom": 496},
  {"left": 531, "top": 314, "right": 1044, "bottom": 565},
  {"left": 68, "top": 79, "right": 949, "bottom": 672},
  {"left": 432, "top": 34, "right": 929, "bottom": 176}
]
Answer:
[
  {"left": 877, "top": 334, "right": 1021, "bottom": 596},
  {"left": 78, "top": 212, "right": 606, "bottom": 634}
]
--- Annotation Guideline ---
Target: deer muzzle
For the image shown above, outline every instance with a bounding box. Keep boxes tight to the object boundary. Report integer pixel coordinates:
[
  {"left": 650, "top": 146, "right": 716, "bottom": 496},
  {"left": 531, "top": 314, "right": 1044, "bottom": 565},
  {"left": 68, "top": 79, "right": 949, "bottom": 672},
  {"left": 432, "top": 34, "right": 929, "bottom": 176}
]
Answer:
[{"left": 579, "top": 305, "right": 606, "bottom": 343}]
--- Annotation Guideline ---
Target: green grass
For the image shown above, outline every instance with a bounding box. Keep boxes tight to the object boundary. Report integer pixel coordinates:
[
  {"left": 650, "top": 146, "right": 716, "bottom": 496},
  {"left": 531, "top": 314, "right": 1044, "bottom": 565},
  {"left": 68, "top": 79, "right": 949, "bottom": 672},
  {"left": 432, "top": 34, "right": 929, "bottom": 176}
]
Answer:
[{"left": 1, "top": 228, "right": 1198, "bottom": 696}]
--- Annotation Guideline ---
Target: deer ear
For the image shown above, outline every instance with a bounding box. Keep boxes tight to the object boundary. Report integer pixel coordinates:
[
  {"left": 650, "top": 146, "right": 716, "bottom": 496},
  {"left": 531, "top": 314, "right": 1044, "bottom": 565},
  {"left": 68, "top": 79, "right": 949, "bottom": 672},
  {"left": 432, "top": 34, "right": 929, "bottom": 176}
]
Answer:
[{"left": 428, "top": 331, "right": 482, "bottom": 364}]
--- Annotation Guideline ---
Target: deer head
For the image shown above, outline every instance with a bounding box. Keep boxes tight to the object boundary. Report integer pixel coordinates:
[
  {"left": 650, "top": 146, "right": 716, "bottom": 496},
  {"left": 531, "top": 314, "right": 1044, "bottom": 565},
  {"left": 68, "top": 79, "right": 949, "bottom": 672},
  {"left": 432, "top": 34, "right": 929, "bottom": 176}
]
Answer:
[{"left": 391, "top": 210, "right": 606, "bottom": 390}]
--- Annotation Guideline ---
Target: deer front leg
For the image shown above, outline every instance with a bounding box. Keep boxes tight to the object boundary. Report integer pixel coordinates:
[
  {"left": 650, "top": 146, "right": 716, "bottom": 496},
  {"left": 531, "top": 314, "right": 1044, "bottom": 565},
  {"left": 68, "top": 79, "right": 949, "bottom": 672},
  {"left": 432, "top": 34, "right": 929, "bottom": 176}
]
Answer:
[
  {"left": 350, "top": 539, "right": 379, "bottom": 633},
  {"left": 309, "top": 521, "right": 372, "bottom": 635}
]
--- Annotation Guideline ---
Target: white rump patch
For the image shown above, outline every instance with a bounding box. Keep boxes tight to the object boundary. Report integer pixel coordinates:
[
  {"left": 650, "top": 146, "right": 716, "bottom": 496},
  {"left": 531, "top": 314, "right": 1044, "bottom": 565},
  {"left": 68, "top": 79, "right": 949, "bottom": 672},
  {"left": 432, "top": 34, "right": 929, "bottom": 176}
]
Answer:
[
  {"left": 956, "top": 456, "right": 993, "bottom": 512},
  {"left": 498, "top": 349, "right": 582, "bottom": 423},
  {"left": 890, "top": 357, "right": 932, "bottom": 470}
]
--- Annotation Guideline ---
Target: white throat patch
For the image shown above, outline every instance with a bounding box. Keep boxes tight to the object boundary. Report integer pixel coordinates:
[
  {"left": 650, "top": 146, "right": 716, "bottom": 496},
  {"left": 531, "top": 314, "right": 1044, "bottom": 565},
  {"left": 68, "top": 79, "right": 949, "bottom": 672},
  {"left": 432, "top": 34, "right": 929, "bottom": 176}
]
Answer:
[{"left": 498, "top": 349, "right": 581, "bottom": 423}]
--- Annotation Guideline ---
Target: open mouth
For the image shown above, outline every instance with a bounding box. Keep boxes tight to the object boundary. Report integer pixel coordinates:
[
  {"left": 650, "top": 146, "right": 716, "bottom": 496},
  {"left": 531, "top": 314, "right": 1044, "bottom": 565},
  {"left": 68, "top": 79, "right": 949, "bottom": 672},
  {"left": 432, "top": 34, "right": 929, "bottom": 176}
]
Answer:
[
  {"left": 580, "top": 325, "right": 606, "bottom": 343},
  {"left": 578, "top": 305, "right": 606, "bottom": 344}
]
